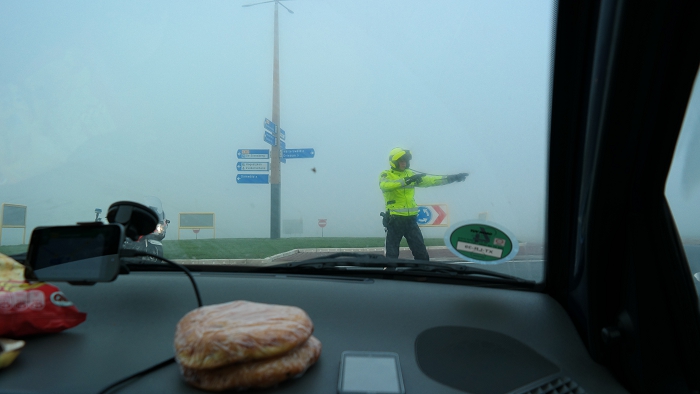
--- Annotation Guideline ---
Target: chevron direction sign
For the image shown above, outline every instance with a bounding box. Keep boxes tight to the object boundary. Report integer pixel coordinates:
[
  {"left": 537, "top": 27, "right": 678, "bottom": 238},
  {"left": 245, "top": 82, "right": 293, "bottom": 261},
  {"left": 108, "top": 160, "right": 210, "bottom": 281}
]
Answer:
[{"left": 416, "top": 204, "right": 449, "bottom": 227}]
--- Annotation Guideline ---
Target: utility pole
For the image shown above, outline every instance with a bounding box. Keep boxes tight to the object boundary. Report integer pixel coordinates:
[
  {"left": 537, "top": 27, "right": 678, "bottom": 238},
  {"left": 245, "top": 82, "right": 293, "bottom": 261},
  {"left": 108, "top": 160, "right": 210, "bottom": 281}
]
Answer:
[{"left": 242, "top": 0, "right": 293, "bottom": 239}]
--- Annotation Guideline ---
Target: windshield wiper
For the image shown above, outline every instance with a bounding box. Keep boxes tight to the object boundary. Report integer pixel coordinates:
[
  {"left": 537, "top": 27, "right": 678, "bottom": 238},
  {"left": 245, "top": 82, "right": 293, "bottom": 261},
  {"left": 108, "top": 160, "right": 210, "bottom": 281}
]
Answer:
[{"left": 266, "top": 252, "right": 536, "bottom": 288}]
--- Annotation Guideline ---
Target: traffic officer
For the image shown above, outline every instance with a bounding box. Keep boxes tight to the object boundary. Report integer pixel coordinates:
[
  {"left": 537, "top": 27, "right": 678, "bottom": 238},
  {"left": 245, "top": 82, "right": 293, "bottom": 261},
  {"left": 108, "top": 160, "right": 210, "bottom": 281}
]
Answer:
[{"left": 379, "top": 147, "right": 467, "bottom": 260}]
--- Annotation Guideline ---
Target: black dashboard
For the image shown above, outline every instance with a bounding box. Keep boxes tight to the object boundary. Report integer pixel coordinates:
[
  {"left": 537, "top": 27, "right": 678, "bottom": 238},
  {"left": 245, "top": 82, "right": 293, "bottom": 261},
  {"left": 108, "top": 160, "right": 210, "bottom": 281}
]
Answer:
[{"left": 1, "top": 271, "right": 628, "bottom": 393}]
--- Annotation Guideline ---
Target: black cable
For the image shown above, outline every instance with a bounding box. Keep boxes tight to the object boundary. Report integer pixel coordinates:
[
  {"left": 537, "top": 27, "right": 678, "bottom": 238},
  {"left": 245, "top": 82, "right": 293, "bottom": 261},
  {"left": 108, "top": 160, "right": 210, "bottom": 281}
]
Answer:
[
  {"left": 97, "top": 250, "right": 203, "bottom": 394},
  {"left": 120, "top": 249, "right": 203, "bottom": 307},
  {"left": 409, "top": 168, "right": 445, "bottom": 177},
  {"left": 98, "top": 357, "right": 175, "bottom": 394}
]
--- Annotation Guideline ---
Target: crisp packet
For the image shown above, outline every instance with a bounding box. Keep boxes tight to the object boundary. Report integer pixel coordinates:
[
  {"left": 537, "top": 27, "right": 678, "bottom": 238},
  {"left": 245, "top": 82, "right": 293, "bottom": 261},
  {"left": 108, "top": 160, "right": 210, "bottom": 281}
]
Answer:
[{"left": 0, "top": 253, "right": 86, "bottom": 338}]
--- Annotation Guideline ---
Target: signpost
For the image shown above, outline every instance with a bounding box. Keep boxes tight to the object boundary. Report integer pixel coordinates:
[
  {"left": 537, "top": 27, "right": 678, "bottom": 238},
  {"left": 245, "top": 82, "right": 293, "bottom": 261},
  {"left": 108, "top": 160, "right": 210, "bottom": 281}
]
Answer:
[
  {"left": 237, "top": 149, "right": 270, "bottom": 159},
  {"left": 243, "top": 1, "right": 316, "bottom": 239},
  {"left": 264, "top": 131, "right": 276, "bottom": 146},
  {"left": 264, "top": 118, "right": 276, "bottom": 133},
  {"left": 236, "top": 174, "right": 269, "bottom": 184},
  {"left": 416, "top": 204, "right": 449, "bottom": 227},
  {"left": 236, "top": 162, "right": 270, "bottom": 171},
  {"left": 318, "top": 219, "right": 327, "bottom": 237},
  {"left": 237, "top": 127, "right": 317, "bottom": 244},
  {"left": 282, "top": 149, "right": 315, "bottom": 159}
]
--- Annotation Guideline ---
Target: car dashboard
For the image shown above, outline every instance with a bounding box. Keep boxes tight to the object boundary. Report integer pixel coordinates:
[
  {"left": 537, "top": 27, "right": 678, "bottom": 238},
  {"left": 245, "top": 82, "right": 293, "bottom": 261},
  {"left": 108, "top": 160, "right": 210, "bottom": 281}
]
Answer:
[{"left": 1, "top": 270, "right": 628, "bottom": 394}]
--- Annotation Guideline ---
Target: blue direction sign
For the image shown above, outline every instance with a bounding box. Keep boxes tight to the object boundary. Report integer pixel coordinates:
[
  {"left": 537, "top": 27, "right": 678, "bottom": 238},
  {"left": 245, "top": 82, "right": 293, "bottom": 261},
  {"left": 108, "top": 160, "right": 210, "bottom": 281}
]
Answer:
[
  {"left": 264, "top": 118, "right": 276, "bottom": 134},
  {"left": 280, "top": 128, "right": 286, "bottom": 140},
  {"left": 280, "top": 140, "right": 286, "bottom": 164},
  {"left": 237, "top": 149, "right": 270, "bottom": 159},
  {"left": 264, "top": 131, "right": 276, "bottom": 146},
  {"left": 237, "top": 162, "right": 270, "bottom": 171},
  {"left": 282, "top": 148, "right": 315, "bottom": 159},
  {"left": 236, "top": 174, "right": 269, "bottom": 184}
]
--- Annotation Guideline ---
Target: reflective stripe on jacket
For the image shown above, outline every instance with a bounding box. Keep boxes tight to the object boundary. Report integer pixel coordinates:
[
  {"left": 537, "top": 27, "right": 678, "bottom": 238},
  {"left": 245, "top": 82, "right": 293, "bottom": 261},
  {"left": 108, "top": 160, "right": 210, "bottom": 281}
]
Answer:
[{"left": 378, "top": 169, "right": 447, "bottom": 216}]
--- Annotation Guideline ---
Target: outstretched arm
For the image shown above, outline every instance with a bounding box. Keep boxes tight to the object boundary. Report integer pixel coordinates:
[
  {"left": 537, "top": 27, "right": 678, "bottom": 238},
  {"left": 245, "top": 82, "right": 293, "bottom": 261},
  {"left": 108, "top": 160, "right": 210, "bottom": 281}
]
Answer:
[
  {"left": 379, "top": 172, "right": 408, "bottom": 191},
  {"left": 417, "top": 173, "right": 468, "bottom": 187}
]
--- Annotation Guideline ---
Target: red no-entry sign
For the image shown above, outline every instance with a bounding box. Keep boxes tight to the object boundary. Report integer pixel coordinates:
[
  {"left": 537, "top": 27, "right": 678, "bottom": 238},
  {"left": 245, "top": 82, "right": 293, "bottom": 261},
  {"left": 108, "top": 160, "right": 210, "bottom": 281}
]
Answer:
[{"left": 318, "top": 219, "right": 327, "bottom": 228}]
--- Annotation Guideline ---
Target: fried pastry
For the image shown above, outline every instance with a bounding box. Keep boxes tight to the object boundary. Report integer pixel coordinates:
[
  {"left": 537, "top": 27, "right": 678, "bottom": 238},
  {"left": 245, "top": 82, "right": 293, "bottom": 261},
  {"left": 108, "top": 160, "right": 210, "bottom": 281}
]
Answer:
[
  {"left": 180, "top": 335, "right": 322, "bottom": 391},
  {"left": 175, "top": 300, "right": 314, "bottom": 369}
]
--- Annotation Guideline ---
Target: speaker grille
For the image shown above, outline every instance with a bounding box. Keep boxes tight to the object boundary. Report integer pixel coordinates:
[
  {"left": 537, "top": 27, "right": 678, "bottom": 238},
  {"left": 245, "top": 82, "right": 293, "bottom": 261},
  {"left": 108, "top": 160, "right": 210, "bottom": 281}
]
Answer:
[{"left": 521, "top": 376, "right": 585, "bottom": 394}]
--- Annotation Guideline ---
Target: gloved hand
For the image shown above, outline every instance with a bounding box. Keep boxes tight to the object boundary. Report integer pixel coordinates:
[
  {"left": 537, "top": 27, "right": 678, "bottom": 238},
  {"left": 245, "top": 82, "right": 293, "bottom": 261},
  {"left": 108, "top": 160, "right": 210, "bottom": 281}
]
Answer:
[
  {"left": 447, "top": 173, "right": 469, "bottom": 183},
  {"left": 405, "top": 174, "right": 425, "bottom": 185}
]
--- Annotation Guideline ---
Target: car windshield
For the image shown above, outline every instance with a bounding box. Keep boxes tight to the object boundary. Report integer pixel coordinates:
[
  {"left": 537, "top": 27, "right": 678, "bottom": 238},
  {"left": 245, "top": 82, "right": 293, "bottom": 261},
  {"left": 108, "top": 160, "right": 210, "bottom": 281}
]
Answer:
[{"left": 0, "top": 0, "right": 554, "bottom": 284}]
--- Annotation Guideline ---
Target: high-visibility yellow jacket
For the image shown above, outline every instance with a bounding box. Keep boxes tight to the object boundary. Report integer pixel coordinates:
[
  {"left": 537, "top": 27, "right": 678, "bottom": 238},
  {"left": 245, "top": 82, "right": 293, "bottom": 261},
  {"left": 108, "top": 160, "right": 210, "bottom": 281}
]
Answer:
[{"left": 378, "top": 169, "right": 447, "bottom": 216}]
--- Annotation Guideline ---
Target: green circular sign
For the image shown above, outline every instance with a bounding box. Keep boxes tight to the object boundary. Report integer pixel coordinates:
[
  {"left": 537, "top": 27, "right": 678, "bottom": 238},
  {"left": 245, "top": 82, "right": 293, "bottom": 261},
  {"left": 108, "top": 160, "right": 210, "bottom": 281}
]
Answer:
[{"left": 443, "top": 221, "right": 519, "bottom": 264}]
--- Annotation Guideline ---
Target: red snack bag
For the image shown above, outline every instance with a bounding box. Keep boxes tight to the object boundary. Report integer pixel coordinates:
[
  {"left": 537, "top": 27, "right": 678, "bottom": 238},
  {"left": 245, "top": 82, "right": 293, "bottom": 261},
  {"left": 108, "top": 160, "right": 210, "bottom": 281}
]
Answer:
[{"left": 0, "top": 254, "right": 86, "bottom": 338}]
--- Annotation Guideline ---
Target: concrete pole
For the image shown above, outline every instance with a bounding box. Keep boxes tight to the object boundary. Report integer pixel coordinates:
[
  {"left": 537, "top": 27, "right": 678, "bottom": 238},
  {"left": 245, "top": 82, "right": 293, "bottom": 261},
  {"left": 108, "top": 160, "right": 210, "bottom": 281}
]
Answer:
[{"left": 269, "top": 0, "right": 281, "bottom": 239}]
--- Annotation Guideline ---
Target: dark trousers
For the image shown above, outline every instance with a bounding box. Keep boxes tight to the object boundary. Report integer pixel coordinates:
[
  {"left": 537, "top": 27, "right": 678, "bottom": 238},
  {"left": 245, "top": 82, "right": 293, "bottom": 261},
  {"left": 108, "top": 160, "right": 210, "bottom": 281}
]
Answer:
[{"left": 384, "top": 215, "right": 430, "bottom": 261}]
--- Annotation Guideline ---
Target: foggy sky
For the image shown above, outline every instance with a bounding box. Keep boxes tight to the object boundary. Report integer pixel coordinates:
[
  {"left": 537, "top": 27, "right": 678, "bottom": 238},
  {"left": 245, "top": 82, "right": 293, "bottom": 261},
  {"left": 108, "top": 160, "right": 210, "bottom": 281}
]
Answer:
[{"left": 1, "top": 0, "right": 558, "bottom": 244}]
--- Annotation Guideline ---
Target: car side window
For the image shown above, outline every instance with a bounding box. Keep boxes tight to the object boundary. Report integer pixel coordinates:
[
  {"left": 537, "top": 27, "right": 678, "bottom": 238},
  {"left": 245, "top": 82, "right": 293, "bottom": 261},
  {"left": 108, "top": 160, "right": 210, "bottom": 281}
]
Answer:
[{"left": 665, "top": 66, "right": 700, "bottom": 298}]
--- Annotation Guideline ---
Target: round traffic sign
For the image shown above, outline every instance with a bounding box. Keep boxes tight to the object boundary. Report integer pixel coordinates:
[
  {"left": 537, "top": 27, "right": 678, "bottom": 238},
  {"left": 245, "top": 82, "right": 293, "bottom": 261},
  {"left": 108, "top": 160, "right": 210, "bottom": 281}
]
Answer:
[{"left": 416, "top": 206, "right": 432, "bottom": 224}]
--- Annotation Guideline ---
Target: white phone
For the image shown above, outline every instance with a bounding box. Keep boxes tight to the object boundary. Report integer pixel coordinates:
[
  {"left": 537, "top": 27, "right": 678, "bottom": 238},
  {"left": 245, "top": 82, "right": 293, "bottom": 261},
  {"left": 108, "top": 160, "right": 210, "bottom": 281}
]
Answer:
[{"left": 338, "top": 351, "right": 405, "bottom": 394}]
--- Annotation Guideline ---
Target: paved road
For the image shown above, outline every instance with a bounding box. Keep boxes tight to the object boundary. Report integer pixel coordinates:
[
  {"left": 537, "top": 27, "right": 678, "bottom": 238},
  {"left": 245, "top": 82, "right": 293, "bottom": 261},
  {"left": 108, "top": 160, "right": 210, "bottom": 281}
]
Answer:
[{"left": 271, "top": 247, "right": 458, "bottom": 262}]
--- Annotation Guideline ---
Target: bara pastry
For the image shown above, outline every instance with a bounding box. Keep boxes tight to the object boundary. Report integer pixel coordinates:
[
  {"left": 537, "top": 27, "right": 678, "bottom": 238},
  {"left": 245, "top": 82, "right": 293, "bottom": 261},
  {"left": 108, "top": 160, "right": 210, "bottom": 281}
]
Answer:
[
  {"left": 180, "top": 335, "right": 322, "bottom": 391},
  {"left": 175, "top": 300, "right": 314, "bottom": 369}
]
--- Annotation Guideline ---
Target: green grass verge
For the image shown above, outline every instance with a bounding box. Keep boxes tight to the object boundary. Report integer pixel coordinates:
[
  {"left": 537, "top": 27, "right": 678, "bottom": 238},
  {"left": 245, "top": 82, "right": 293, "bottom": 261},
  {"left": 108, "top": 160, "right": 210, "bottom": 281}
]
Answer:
[
  {"left": 0, "top": 238, "right": 446, "bottom": 260},
  {"left": 163, "top": 237, "right": 446, "bottom": 259}
]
